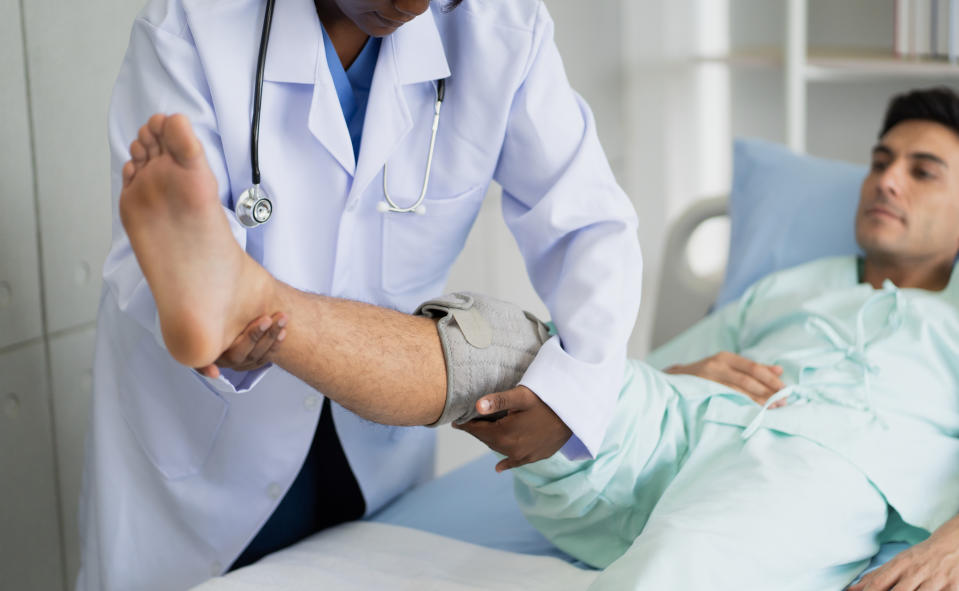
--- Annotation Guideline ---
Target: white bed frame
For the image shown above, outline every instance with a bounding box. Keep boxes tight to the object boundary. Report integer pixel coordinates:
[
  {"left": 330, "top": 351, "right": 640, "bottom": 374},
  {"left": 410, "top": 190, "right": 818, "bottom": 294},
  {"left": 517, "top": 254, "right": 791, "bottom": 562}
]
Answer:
[{"left": 650, "top": 196, "right": 729, "bottom": 350}]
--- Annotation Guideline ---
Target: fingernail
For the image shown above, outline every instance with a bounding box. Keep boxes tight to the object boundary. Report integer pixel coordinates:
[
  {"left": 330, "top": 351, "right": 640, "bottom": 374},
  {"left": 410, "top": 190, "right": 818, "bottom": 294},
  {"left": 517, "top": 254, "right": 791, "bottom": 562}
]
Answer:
[
  {"left": 277, "top": 316, "right": 287, "bottom": 328},
  {"left": 276, "top": 329, "right": 287, "bottom": 342},
  {"left": 258, "top": 318, "right": 271, "bottom": 331},
  {"left": 479, "top": 399, "right": 491, "bottom": 412}
]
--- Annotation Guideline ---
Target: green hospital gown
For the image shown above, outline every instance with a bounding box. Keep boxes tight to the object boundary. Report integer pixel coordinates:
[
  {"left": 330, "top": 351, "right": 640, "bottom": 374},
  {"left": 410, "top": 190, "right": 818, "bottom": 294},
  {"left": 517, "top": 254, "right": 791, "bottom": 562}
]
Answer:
[{"left": 513, "top": 256, "right": 959, "bottom": 590}]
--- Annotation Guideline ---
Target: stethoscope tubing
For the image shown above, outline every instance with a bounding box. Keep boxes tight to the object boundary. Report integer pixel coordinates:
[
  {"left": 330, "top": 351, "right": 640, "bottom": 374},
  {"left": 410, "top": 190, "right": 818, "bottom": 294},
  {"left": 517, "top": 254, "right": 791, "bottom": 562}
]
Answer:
[
  {"left": 380, "top": 78, "right": 446, "bottom": 214},
  {"left": 240, "top": 0, "right": 445, "bottom": 226},
  {"left": 251, "top": 0, "right": 276, "bottom": 186}
]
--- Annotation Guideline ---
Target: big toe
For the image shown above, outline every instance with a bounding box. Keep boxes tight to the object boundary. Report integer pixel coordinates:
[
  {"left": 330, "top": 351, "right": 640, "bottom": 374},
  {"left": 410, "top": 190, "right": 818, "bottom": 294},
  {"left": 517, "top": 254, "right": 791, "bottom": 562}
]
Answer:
[{"left": 161, "top": 114, "right": 205, "bottom": 168}]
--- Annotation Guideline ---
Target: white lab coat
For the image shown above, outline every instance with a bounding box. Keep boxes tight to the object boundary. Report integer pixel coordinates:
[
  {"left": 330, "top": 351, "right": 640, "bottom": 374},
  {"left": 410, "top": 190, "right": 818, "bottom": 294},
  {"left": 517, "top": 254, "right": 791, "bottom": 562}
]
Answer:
[{"left": 80, "top": 0, "right": 642, "bottom": 588}]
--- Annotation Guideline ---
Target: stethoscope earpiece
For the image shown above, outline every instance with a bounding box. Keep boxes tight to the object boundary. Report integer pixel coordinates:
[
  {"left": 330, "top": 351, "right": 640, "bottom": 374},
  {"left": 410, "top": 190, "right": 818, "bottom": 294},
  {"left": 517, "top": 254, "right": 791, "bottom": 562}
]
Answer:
[{"left": 376, "top": 201, "right": 428, "bottom": 215}]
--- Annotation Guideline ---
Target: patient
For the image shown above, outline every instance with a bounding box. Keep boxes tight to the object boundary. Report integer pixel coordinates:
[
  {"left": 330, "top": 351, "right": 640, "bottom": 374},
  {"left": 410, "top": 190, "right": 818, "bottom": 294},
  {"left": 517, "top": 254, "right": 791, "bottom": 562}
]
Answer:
[{"left": 119, "top": 86, "right": 959, "bottom": 590}]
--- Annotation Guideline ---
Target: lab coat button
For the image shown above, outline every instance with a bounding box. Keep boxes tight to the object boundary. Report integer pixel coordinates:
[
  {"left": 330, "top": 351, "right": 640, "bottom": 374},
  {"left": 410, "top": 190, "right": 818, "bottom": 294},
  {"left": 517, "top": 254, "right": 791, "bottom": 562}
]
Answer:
[
  {"left": 304, "top": 395, "right": 319, "bottom": 411},
  {"left": 210, "top": 561, "right": 223, "bottom": 576},
  {"left": 267, "top": 482, "right": 283, "bottom": 500}
]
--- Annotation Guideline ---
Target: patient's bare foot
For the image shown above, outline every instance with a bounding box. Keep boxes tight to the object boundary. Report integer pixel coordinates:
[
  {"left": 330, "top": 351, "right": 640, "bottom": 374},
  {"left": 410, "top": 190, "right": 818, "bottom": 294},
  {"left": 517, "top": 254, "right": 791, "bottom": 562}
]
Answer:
[{"left": 120, "top": 113, "right": 273, "bottom": 367}]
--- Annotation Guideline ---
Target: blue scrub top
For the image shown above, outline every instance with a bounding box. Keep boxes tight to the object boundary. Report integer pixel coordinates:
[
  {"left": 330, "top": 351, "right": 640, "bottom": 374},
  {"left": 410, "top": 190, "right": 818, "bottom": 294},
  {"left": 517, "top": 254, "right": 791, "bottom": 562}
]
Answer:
[{"left": 321, "top": 25, "right": 381, "bottom": 162}]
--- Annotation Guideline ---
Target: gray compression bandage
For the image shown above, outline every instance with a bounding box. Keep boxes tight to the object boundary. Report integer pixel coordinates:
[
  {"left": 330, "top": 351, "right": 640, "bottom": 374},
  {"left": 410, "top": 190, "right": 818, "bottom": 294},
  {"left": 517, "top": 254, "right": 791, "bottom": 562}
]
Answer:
[{"left": 414, "top": 292, "right": 552, "bottom": 426}]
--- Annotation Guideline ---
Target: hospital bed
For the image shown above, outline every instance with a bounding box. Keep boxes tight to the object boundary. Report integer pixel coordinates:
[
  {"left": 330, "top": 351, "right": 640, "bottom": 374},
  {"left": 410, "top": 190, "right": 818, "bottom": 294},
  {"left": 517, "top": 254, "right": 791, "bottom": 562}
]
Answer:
[{"left": 193, "top": 139, "right": 912, "bottom": 589}]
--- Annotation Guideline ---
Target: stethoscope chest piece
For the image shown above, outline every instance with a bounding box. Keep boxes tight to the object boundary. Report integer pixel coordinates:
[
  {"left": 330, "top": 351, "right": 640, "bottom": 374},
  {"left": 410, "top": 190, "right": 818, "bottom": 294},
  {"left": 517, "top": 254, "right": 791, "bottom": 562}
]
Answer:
[{"left": 235, "top": 184, "right": 273, "bottom": 228}]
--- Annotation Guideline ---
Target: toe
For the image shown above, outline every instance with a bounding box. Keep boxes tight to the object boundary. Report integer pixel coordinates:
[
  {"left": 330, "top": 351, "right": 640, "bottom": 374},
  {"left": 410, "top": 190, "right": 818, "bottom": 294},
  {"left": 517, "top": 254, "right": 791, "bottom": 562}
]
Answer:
[
  {"left": 138, "top": 123, "right": 159, "bottom": 159},
  {"left": 129, "top": 140, "right": 147, "bottom": 166},
  {"left": 122, "top": 160, "right": 136, "bottom": 188},
  {"left": 162, "top": 113, "right": 205, "bottom": 167},
  {"left": 148, "top": 113, "right": 166, "bottom": 154}
]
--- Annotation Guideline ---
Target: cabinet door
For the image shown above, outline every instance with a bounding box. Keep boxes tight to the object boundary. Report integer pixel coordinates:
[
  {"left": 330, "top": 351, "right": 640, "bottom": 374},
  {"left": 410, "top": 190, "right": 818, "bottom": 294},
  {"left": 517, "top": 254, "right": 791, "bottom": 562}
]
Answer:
[
  {"left": 0, "top": 0, "right": 43, "bottom": 349},
  {"left": 0, "top": 343, "right": 64, "bottom": 590},
  {"left": 50, "top": 328, "right": 96, "bottom": 586},
  {"left": 21, "top": 0, "right": 142, "bottom": 333}
]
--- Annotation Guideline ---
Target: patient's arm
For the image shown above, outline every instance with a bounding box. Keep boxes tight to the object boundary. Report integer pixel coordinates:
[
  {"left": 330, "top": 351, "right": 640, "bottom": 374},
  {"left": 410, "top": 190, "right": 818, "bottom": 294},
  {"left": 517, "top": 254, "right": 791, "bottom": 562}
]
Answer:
[
  {"left": 848, "top": 514, "right": 959, "bottom": 590},
  {"left": 644, "top": 292, "right": 784, "bottom": 405},
  {"left": 664, "top": 352, "right": 785, "bottom": 407}
]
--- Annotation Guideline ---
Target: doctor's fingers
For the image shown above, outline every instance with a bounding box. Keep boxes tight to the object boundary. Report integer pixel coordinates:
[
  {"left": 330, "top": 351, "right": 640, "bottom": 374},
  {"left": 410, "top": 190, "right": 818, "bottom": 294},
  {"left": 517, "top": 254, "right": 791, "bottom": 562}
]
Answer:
[
  {"left": 455, "top": 416, "right": 522, "bottom": 458},
  {"left": 241, "top": 313, "right": 287, "bottom": 368},
  {"left": 476, "top": 386, "right": 537, "bottom": 416},
  {"left": 456, "top": 412, "right": 557, "bottom": 470},
  {"left": 214, "top": 313, "right": 282, "bottom": 370}
]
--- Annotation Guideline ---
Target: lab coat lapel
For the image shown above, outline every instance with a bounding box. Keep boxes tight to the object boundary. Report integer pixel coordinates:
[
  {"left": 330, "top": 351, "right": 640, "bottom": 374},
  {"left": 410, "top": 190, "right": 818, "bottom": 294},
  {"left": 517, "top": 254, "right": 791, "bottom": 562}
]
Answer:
[
  {"left": 263, "top": 0, "right": 356, "bottom": 175},
  {"left": 351, "top": 10, "right": 451, "bottom": 199},
  {"left": 185, "top": 0, "right": 355, "bottom": 176}
]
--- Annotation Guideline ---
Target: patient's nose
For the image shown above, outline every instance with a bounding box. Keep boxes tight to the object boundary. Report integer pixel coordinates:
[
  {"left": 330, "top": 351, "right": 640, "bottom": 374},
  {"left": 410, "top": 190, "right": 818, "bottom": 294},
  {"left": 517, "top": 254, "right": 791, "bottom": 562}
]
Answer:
[{"left": 876, "top": 161, "right": 905, "bottom": 200}]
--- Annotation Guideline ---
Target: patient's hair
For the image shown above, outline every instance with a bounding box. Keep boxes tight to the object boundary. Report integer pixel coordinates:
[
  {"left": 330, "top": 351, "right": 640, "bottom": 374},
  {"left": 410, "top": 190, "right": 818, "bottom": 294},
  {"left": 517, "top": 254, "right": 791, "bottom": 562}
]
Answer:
[{"left": 880, "top": 86, "right": 959, "bottom": 138}]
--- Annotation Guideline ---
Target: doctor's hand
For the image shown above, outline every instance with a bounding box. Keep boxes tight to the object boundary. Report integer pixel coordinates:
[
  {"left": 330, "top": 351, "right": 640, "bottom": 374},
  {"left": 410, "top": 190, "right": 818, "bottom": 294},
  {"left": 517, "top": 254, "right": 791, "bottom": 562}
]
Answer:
[
  {"left": 195, "top": 312, "right": 287, "bottom": 379},
  {"left": 664, "top": 351, "right": 786, "bottom": 408},
  {"left": 847, "top": 516, "right": 959, "bottom": 591},
  {"left": 454, "top": 385, "right": 572, "bottom": 472}
]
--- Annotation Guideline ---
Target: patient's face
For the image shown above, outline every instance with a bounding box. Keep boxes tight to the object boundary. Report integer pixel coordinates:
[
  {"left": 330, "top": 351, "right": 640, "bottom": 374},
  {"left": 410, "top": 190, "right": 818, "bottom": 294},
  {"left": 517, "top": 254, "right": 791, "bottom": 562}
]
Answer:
[{"left": 856, "top": 120, "right": 959, "bottom": 265}]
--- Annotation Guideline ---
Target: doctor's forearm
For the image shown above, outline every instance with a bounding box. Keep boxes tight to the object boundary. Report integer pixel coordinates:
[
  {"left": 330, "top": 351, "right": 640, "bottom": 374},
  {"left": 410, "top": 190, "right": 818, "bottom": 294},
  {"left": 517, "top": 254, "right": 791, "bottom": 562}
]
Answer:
[{"left": 266, "top": 281, "right": 447, "bottom": 426}]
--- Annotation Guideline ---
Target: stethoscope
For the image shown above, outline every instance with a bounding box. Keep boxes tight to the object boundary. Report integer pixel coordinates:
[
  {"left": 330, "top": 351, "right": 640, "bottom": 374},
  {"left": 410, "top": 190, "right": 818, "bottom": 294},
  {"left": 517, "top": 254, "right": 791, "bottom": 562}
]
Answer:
[{"left": 235, "top": 0, "right": 447, "bottom": 228}]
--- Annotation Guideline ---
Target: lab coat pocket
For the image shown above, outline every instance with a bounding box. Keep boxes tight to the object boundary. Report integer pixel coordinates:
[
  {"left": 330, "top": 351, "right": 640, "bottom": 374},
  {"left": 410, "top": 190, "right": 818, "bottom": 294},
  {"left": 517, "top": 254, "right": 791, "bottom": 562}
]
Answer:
[
  {"left": 381, "top": 185, "right": 485, "bottom": 295},
  {"left": 118, "top": 330, "right": 229, "bottom": 480}
]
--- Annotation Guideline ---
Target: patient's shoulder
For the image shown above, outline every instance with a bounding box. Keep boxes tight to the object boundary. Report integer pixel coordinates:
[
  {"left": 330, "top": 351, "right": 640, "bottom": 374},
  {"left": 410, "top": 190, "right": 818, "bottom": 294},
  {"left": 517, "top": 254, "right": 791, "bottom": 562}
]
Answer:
[{"left": 742, "top": 255, "right": 857, "bottom": 304}]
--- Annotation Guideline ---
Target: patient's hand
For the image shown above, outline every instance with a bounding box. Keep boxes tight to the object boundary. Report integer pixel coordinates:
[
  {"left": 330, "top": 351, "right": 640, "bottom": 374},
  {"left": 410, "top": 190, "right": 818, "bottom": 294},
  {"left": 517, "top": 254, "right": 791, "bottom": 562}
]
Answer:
[
  {"left": 664, "top": 352, "right": 785, "bottom": 407},
  {"left": 848, "top": 515, "right": 959, "bottom": 591},
  {"left": 196, "top": 312, "right": 287, "bottom": 379}
]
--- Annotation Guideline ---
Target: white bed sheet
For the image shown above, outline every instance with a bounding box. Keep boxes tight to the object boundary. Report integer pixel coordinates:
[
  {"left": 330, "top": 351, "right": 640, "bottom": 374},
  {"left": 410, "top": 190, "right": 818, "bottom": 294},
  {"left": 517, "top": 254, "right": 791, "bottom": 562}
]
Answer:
[{"left": 192, "top": 521, "right": 597, "bottom": 591}]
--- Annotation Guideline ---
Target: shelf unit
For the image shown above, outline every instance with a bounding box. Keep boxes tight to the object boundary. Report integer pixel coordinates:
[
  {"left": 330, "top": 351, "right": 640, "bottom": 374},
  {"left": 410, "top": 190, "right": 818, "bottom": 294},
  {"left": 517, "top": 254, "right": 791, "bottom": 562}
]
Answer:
[{"left": 698, "top": 0, "right": 959, "bottom": 152}]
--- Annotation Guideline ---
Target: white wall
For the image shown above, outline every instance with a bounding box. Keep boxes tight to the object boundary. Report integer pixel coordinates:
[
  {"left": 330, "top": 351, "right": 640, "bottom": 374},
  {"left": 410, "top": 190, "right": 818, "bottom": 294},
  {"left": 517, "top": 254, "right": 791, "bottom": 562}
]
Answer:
[{"left": 0, "top": 0, "right": 141, "bottom": 587}]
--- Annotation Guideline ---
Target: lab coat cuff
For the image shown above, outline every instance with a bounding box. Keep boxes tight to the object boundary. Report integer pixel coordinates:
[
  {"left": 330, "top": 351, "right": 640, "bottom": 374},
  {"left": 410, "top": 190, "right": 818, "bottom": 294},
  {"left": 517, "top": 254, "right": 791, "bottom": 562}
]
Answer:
[
  {"left": 518, "top": 337, "right": 620, "bottom": 459},
  {"left": 154, "top": 306, "right": 272, "bottom": 395},
  {"left": 558, "top": 436, "right": 591, "bottom": 461},
  {"left": 193, "top": 365, "right": 273, "bottom": 395}
]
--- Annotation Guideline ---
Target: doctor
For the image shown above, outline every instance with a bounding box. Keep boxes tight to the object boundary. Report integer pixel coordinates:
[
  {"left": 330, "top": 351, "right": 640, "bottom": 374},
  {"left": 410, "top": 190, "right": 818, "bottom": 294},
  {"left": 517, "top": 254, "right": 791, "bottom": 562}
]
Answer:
[{"left": 81, "top": 0, "right": 642, "bottom": 588}]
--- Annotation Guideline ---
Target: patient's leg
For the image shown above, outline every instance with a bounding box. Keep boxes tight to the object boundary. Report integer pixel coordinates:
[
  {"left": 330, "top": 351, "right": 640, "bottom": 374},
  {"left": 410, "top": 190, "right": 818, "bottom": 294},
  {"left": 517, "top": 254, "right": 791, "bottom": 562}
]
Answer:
[
  {"left": 590, "top": 426, "right": 886, "bottom": 590},
  {"left": 120, "top": 113, "right": 445, "bottom": 424},
  {"left": 513, "top": 368, "right": 887, "bottom": 588},
  {"left": 120, "top": 114, "right": 547, "bottom": 426},
  {"left": 120, "top": 113, "right": 269, "bottom": 367}
]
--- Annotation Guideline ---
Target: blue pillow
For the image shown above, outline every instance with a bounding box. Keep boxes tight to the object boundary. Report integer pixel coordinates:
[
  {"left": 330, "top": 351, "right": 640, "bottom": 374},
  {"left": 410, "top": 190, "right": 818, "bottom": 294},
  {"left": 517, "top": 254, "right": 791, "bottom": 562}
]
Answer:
[{"left": 716, "top": 139, "right": 868, "bottom": 308}]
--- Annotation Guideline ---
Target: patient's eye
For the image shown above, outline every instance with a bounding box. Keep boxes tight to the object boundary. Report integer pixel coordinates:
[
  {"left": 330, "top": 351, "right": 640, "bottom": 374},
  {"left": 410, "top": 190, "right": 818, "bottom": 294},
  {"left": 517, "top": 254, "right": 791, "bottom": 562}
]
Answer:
[
  {"left": 912, "top": 166, "right": 937, "bottom": 181},
  {"left": 871, "top": 159, "right": 889, "bottom": 172}
]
